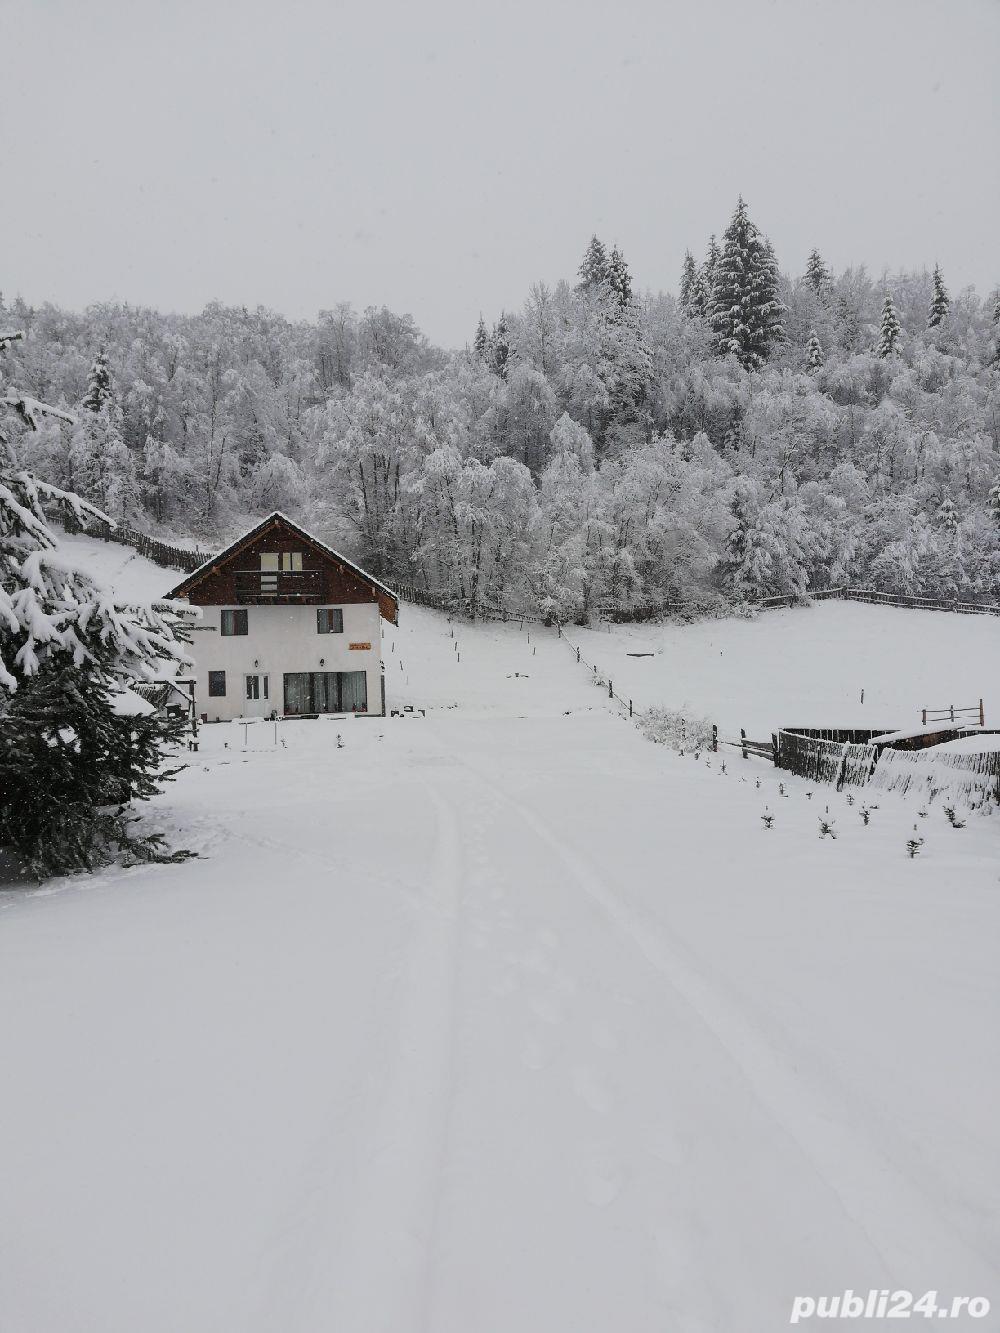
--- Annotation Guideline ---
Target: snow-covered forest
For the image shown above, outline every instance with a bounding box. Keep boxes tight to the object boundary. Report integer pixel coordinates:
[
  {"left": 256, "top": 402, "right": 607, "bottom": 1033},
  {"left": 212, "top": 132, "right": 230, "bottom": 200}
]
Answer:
[{"left": 5, "top": 198, "right": 1000, "bottom": 617}]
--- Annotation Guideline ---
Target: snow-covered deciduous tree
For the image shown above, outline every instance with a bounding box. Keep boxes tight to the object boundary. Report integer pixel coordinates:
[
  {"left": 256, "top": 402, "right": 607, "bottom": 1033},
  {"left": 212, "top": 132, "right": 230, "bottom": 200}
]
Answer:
[
  {"left": 710, "top": 198, "right": 785, "bottom": 371},
  {"left": 927, "top": 264, "right": 950, "bottom": 329},
  {"left": 876, "top": 293, "right": 902, "bottom": 358}
]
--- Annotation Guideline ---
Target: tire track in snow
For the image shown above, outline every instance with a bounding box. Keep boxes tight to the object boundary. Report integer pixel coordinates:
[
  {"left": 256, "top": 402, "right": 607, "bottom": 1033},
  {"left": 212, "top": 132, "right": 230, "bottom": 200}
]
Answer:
[
  {"left": 330, "top": 782, "right": 463, "bottom": 1333},
  {"left": 444, "top": 746, "right": 998, "bottom": 1293}
]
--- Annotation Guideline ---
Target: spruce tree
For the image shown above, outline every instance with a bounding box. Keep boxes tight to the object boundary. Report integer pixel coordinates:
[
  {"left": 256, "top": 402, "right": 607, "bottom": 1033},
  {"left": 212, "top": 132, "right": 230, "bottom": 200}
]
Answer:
[
  {"left": 606, "top": 245, "right": 633, "bottom": 308},
  {"left": 701, "top": 235, "right": 721, "bottom": 303},
  {"left": 804, "top": 249, "right": 832, "bottom": 296},
  {"left": 805, "top": 330, "right": 824, "bottom": 372},
  {"left": 988, "top": 477, "right": 1000, "bottom": 527},
  {"left": 927, "top": 264, "right": 950, "bottom": 328},
  {"left": 710, "top": 197, "right": 785, "bottom": 371},
  {"left": 1, "top": 333, "right": 192, "bottom": 877},
  {"left": 82, "top": 349, "right": 112, "bottom": 413},
  {"left": 679, "top": 251, "right": 697, "bottom": 310},
  {"left": 576, "top": 235, "right": 609, "bottom": 292},
  {"left": 473, "top": 315, "right": 489, "bottom": 359},
  {"left": 876, "top": 293, "right": 901, "bottom": 358},
  {"left": 489, "top": 314, "right": 511, "bottom": 381}
]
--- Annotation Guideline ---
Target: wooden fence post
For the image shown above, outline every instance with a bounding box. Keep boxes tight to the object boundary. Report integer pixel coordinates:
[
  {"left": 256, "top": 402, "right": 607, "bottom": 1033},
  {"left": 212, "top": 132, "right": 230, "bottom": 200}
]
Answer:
[
  {"left": 980, "top": 698, "right": 986, "bottom": 727},
  {"left": 608, "top": 679, "right": 613, "bottom": 699},
  {"left": 740, "top": 728, "right": 748, "bottom": 760},
  {"left": 922, "top": 708, "right": 927, "bottom": 725},
  {"left": 576, "top": 647, "right": 580, "bottom": 664},
  {"left": 629, "top": 699, "right": 633, "bottom": 718},
  {"left": 712, "top": 724, "right": 718, "bottom": 753}
]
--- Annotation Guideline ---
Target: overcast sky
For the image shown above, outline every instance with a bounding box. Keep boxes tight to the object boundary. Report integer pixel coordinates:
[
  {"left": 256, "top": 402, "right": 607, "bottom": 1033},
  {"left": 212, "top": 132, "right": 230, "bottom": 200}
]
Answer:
[{"left": 2, "top": 0, "right": 997, "bottom": 347}]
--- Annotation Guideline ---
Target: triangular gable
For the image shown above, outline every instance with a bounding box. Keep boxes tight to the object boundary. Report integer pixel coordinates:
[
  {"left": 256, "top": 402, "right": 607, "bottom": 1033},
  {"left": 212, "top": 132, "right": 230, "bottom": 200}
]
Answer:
[{"left": 164, "top": 512, "right": 399, "bottom": 624}]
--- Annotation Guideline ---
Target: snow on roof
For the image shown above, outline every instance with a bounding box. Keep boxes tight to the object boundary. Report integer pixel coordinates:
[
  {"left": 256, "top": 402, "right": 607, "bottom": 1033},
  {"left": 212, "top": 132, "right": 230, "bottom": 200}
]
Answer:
[{"left": 163, "top": 511, "right": 399, "bottom": 611}]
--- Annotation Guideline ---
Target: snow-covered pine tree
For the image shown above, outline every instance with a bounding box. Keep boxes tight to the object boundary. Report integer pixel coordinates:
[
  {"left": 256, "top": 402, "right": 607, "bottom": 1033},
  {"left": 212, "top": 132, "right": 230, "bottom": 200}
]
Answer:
[
  {"left": 679, "top": 251, "right": 698, "bottom": 311},
  {"left": 70, "top": 349, "right": 138, "bottom": 520},
  {"left": 876, "top": 292, "right": 901, "bottom": 357},
  {"left": 1, "top": 335, "right": 193, "bottom": 877},
  {"left": 702, "top": 235, "right": 720, "bottom": 299},
  {"left": 804, "top": 249, "right": 832, "bottom": 296},
  {"left": 81, "top": 348, "right": 112, "bottom": 413},
  {"left": 473, "top": 315, "right": 489, "bottom": 359},
  {"left": 489, "top": 314, "right": 511, "bottom": 381},
  {"left": 989, "top": 477, "right": 1000, "bottom": 527},
  {"left": 805, "top": 330, "right": 824, "bottom": 372},
  {"left": 710, "top": 197, "right": 785, "bottom": 371},
  {"left": 937, "top": 494, "right": 958, "bottom": 534},
  {"left": 927, "top": 264, "right": 950, "bottom": 329},
  {"left": 606, "top": 246, "right": 633, "bottom": 308},
  {"left": 577, "top": 236, "right": 609, "bottom": 292}
]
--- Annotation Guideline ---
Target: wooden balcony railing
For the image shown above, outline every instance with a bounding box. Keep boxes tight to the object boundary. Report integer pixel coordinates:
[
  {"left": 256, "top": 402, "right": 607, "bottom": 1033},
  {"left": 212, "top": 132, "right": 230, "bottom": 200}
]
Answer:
[{"left": 233, "top": 569, "right": 325, "bottom": 603}]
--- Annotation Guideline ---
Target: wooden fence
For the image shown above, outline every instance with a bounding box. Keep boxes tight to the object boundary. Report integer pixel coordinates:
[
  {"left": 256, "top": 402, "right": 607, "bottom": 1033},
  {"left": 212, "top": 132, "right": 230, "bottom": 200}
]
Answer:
[
  {"left": 921, "top": 700, "right": 985, "bottom": 727},
  {"left": 774, "top": 729, "right": 883, "bottom": 788},
  {"left": 870, "top": 747, "right": 1000, "bottom": 810},
  {"left": 61, "top": 513, "right": 211, "bottom": 574}
]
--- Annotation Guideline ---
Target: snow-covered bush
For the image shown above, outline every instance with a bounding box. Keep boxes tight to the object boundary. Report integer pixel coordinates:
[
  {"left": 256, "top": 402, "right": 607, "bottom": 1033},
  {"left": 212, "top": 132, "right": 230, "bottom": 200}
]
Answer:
[{"left": 638, "top": 707, "right": 714, "bottom": 751}]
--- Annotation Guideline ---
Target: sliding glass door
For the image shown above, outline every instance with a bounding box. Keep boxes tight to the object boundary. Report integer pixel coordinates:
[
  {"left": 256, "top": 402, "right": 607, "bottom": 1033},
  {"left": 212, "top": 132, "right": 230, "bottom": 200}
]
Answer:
[{"left": 283, "top": 671, "right": 368, "bottom": 715}]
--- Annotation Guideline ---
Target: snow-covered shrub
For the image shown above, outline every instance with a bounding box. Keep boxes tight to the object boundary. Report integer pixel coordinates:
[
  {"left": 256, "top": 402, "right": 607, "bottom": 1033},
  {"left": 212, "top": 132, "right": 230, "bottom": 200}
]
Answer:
[{"left": 638, "top": 707, "right": 714, "bottom": 751}]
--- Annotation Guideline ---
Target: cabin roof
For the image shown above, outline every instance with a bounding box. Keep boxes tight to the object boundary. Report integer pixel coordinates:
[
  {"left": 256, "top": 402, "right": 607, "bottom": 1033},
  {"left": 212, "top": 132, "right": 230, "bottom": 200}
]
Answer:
[{"left": 163, "top": 511, "right": 399, "bottom": 623}]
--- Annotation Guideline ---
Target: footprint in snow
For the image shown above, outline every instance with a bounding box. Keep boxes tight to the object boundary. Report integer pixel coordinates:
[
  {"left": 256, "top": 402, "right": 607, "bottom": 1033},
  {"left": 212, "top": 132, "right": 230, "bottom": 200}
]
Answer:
[
  {"left": 573, "top": 1065, "right": 612, "bottom": 1114},
  {"left": 522, "top": 1032, "right": 551, "bottom": 1071},
  {"left": 583, "top": 1152, "right": 625, "bottom": 1208}
]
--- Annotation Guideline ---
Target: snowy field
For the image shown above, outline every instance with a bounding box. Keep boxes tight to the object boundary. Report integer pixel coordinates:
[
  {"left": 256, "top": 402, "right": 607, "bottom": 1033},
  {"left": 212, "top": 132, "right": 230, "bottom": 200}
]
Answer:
[
  {"left": 569, "top": 603, "right": 1000, "bottom": 736},
  {"left": 2, "top": 536, "right": 998, "bottom": 1332}
]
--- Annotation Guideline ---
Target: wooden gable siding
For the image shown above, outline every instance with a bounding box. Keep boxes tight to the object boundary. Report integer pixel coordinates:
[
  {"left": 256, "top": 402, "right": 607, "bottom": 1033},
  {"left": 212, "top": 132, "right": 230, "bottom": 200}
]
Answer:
[{"left": 187, "top": 525, "right": 396, "bottom": 620}]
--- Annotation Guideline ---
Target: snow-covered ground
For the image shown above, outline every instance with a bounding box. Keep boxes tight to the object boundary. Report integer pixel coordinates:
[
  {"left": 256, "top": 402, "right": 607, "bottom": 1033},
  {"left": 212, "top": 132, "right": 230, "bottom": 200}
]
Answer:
[
  {"left": 2, "top": 537, "right": 998, "bottom": 1332},
  {"left": 569, "top": 602, "right": 1000, "bottom": 735}
]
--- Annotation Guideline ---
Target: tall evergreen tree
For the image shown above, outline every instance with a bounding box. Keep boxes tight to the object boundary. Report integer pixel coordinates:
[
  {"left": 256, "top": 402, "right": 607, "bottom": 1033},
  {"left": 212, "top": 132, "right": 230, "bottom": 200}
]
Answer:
[
  {"left": 710, "top": 197, "right": 785, "bottom": 371},
  {"left": 606, "top": 245, "right": 633, "bottom": 308},
  {"left": 988, "top": 477, "right": 1000, "bottom": 527},
  {"left": 82, "top": 349, "right": 112, "bottom": 414},
  {"left": 876, "top": 292, "right": 901, "bottom": 358},
  {"left": 927, "top": 264, "right": 950, "bottom": 328},
  {"left": 576, "top": 236, "right": 609, "bottom": 292},
  {"left": 805, "top": 330, "right": 824, "bottom": 372},
  {"left": 473, "top": 315, "right": 489, "bottom": 359},
  {"left": 679, "top": 251, "right": 698, "bottom": 310},
  {"left": 1, "top": 334, "right": 192, "bottom": 877},
  {"left": 489, "top": 314, "right": 511, "bottom": 381},
  {"left": 804, "top": 249, "right": 832, "bottom": 296},
  {"left": 70, "top": 351, "right": 137, "bottom": 519},
  {"left": 701, "top": 235, "right": 721, "bottom": 301}
]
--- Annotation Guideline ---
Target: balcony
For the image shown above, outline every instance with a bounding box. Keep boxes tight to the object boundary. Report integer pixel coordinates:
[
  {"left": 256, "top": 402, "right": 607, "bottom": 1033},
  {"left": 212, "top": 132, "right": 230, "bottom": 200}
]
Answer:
[{"left": 233, "top": 569, "right": 325, "bottom": 604}]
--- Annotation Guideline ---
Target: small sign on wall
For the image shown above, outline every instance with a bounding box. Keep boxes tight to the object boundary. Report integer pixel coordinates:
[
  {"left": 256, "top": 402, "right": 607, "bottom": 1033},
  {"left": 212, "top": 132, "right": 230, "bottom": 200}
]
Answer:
[{"left": 349, "top": 641, "right": 372, "bottom": 651}]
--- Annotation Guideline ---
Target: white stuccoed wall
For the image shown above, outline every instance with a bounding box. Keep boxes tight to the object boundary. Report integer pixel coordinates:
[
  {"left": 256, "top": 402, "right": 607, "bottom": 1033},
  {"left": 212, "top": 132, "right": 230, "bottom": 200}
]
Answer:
[{"left": 183, "top": 600, "right": 385, "bottom": 722}]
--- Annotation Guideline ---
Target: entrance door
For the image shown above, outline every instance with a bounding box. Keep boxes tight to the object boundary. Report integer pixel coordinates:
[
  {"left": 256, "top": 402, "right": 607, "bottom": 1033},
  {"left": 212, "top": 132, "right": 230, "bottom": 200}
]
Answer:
[{"left": 244, "top": 673, "right": 270, "bottom": 717}]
